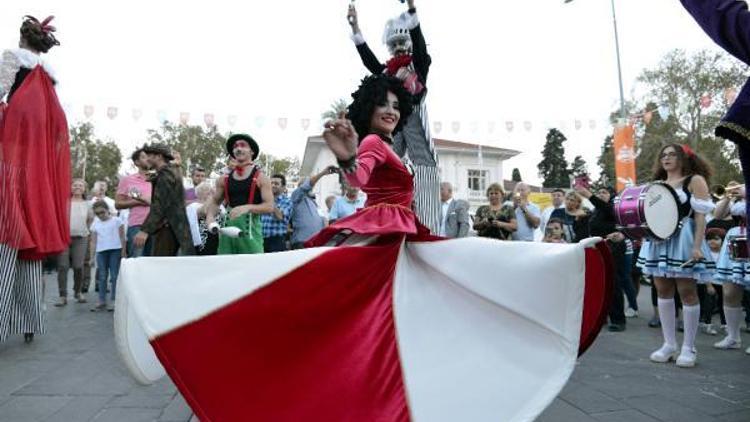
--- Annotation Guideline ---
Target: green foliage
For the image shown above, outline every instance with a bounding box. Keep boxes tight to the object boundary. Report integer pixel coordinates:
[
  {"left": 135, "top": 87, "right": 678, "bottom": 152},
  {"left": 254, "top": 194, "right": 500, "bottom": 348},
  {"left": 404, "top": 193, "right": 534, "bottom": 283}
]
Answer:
[
  {"left": 511, "top": 168, "right": 522, "bottom": 182},
  {"left": 537, "top": 128, "right": 571, "bottom": 188},
  {"left": 635, "top": 49, "right": 747, "bottom": 185},
  {"left": 147, "top": 122, "right": 227, "bottom": 178},
  {"left": 596, "top": 135, "right": 615, "bottom": 185},
  {"left": 321, "top": 99, "right": 349, "bottom": 122},
  {"left": 69, "top": 122, "right": 122, "bottom": 196},
  {"left": 255, "top": 153, "right": 301, "bottom": 182}
]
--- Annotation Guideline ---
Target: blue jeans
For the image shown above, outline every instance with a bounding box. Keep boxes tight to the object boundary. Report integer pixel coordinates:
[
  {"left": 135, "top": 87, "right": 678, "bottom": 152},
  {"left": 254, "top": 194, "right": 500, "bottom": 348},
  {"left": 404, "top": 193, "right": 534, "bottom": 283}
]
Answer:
[
  {"left": 96, "top": 249, "right": 122, "bottom": 303},
  {"left": 620, "top": 254, "right": 638, "bottom": 311},
  {"left": 127, "top": 225, "right": 152, "bottom": 257}
]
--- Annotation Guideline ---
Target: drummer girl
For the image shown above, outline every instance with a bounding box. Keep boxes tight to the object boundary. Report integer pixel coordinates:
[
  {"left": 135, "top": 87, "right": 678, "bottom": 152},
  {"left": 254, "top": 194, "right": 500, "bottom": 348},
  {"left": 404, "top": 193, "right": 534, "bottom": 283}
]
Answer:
[
  {"left": 637, "top": 144, "right": 715, "bottom": 368},
  {"left": 712, "top": 182, "right": 750, "bottom": 354}
]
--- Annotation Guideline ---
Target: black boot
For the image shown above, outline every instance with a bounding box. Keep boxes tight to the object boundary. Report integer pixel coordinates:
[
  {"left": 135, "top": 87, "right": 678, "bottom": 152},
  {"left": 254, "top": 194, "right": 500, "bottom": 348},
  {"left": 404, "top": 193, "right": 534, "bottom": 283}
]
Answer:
[{"left": 23, "top": 333, "right": 34, "bottom": 343}]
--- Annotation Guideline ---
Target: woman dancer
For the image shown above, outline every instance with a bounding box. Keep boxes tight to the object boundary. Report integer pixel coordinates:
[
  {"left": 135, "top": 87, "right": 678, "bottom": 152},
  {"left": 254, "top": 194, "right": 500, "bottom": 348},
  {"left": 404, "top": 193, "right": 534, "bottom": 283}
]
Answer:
[
  {"left": 115, "top": 74, "right": 613, "bottom": 421},
  {"left": 0, "top": 15, "right": 70, "bottom": 343},
  {"left": 637, "top": 144, "right": 715, "bottom": 367}
]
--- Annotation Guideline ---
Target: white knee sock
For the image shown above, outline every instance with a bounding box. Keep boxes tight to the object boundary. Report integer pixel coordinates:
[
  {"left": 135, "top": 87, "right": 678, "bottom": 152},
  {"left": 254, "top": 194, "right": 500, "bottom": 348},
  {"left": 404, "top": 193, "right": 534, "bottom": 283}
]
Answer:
[
  {"left": 725, "top": 306, "right": 743, "bottom": 342},
  {"left": 658, "top": 298, "right": 677, "bottom": 348},
  {"left": 682, "top": 304, "right": 700, "bottom": 351}
]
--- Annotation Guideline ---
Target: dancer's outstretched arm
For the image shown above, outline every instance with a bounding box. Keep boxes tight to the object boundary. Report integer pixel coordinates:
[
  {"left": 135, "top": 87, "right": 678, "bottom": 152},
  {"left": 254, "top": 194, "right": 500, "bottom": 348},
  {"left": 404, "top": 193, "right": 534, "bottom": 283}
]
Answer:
[
  {"left": 680, "top": 0, "right": 750, "bottom": 64},
  {"left": 406, "top": 0, "right": 431, "bottom": 83},
  {"left": 348, "top": 3, "right": 386, "bottom": 74}
]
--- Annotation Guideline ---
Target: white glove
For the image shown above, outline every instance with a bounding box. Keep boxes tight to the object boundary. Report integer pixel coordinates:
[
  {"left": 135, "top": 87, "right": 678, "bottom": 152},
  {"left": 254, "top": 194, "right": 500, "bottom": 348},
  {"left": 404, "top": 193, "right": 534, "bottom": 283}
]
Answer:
[
  {"left": 208, "top": 222, "right": 221, "bottom": 234},
  {"left": 219, "top": 226, "right": 245, "bottom": 238}
]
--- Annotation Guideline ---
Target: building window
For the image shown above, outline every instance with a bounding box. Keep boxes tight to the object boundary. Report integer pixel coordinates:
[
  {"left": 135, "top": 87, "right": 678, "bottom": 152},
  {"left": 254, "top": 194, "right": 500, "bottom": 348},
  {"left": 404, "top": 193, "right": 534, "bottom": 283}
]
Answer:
[{"left": 467, "top": 169, "right": 488, "bottom": 192}]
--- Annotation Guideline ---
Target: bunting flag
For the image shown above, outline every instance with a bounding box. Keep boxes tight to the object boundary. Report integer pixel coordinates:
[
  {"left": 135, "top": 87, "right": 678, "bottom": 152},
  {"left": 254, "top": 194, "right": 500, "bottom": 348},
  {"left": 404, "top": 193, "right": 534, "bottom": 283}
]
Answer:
[
  {"left": 574, "top": 120, "right": 582, "bottom": 130},
  {"left": 505, "top": 121, "right": 514, "bottom": 132},
  {"left": 301, "top": 118, "right": 311, "bottom": 130},
  {"left": 487, "top": 121, "right": 496, "bottom": 134},
  {"left": 278, "top": 117, "right": 288, "bottom": 130},
  {"left": 132, "top": 108, "right": 143, "bottom": 121},
  {"left": 433, "top": 121, "right": 442, "bottom": 134},
  {"left": 657, "top": 105, "right": 670, "bottom": 120},
  {"left": 204, "top": 113, "right": 215, "bottom": 128},
  {"left": 179, "top": 112, "right": 190, "bottom": 125},
  {"left": 700, "top": 94, "right": 712, "bottom": 109},
  {"left": 107, "top": 106, "right": 118, "bottom": 120},
  {"left": 255, "top": 116, "right": 265, "bottom": 128},
  {"left": 157, "top": 110, "right": 168, "bottom": 124},
  {"left": 470, "top": 121, "right": 479, "bottom": 134},
  {"left": 588, "top": 120, "right": 597, "bottom": 130},
  {"left": 227, "top": 115, "right": 237, "bottom": 127},
  {"left": 523, "top": 121, "right": 532, "bottom": 131},
  {"left": 451, "top": 121, "right": 460, "bottom": 133},
  {"left": 84, "top": 105, "right": 94, "bottom": 119}
]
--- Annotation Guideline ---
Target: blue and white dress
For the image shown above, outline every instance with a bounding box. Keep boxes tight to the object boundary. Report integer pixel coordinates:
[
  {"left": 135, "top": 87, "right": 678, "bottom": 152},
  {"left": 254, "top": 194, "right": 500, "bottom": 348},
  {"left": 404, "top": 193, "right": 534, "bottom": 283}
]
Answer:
[
  {"left": 714, "top": 201, "right": 750, "bottom": 288},
  {"left": 636, "top": 179, "right": 716, "bottom": 282}
]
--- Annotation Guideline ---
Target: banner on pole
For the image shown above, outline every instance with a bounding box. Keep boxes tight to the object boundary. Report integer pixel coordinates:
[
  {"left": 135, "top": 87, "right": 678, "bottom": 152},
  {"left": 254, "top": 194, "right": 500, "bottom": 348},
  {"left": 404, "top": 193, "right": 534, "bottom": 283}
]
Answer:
[{"left": 613, "top": 124, "right": 636, "bottom": 192}]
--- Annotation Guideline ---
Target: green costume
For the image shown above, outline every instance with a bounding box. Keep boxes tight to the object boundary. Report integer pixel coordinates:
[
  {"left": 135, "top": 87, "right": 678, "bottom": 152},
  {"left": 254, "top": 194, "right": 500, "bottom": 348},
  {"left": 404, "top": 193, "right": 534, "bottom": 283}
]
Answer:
[{"left": 217, "top": 212, "right": 263, "bottom": 255}]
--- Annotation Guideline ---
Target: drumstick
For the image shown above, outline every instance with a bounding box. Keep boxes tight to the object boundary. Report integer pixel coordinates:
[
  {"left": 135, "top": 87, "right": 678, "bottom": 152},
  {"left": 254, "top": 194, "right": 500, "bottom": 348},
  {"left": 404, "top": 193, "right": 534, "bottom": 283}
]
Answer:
[{"left": 679, "top": 259, "right": 694, "bottom": 268}]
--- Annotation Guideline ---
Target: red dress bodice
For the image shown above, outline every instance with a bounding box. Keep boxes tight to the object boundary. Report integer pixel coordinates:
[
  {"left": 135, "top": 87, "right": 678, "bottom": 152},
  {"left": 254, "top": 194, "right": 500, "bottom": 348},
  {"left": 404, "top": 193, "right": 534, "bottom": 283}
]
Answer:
[{"left": 305, "top": 134, "right": 432, "bottom": 247}]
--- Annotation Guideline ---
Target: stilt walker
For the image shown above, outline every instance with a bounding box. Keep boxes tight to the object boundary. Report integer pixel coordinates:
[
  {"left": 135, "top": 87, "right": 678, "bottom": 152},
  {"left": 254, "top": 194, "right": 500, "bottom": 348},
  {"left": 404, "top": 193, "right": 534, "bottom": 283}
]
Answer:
[
  {"left": 347, "top": 0, "right": 441, "bottom": 233},
  {"left": 0, "top": 16, "right": 70, "bottom": 343}
]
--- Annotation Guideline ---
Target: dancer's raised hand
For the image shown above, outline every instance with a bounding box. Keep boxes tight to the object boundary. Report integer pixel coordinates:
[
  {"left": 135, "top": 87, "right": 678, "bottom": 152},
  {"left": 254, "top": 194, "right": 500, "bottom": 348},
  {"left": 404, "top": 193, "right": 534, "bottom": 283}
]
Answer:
[
  {"left": 323, "top": 112, "right": 358, "bottom": 161},
  {"left": 347, "top": 4, "right": 359, "bottom": 29}
]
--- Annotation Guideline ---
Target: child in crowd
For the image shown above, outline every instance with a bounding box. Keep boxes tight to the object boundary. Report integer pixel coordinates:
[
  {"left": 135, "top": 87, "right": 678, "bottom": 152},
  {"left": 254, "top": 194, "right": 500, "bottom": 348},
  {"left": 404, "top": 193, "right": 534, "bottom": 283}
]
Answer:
[
  {"left": 89, "top": 200, "right": 126, "bottom": 312},
  {"left": 699, "top": 228, "right": 727, "bottom": 335},
  {"left": 542, "top": 218, "right": 566, "bottom": 244}
]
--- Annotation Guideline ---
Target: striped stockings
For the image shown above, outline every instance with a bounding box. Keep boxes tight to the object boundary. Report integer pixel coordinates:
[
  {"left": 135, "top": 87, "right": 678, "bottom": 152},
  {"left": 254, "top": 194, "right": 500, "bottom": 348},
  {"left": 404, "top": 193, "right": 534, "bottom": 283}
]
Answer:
[{"left": 0, "top": 243, "right": 45, "bottom": 343}]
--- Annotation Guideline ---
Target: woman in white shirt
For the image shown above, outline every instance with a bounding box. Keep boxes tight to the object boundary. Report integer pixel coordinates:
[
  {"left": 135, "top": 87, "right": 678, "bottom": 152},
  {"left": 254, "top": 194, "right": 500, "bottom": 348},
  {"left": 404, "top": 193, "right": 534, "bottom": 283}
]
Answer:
[{"left": 55, "top": 179, "right": 93, "bottom": 306}]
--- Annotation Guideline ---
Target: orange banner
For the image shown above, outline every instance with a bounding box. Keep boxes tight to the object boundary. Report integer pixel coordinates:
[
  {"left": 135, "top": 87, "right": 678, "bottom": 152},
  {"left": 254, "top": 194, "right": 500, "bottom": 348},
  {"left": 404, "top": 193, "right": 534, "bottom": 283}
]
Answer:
[{"left": 613, "top": 124, "right": 636, "bottom": 192}]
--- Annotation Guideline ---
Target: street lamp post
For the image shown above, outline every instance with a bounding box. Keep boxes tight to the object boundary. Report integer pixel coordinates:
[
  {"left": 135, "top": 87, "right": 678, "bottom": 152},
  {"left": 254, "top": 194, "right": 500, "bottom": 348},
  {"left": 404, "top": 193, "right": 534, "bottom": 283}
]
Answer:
[{"left": 566, "top": 0, "right": 627, "bottom": 121}]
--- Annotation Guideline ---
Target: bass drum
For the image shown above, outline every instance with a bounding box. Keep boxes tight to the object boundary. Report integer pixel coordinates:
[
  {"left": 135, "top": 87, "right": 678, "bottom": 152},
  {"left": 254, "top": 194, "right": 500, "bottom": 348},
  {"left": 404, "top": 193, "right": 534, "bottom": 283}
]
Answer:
[{"left": 614, "top": 182, "right": 681, "bottom": 241}]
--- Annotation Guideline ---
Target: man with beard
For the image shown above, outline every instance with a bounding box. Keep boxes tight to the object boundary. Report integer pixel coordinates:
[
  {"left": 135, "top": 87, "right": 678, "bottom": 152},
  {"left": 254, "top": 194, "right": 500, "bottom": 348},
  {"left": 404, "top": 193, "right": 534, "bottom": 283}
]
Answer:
[
  {"left": 347, "top": 0, "right": 441, "bottom": 234},
  {"left": 116, "top": 147, "right": 152, "bottom": 257},
  {"left": 133, "top": 144, "right": 194, "bottom": 256},
  {"left": 205, "top": 134, "right": 273, "bottom": 255}
]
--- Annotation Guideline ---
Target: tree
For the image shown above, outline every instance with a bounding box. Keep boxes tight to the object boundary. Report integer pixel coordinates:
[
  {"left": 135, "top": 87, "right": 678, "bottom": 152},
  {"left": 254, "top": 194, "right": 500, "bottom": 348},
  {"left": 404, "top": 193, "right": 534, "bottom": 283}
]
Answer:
[
  {"left": 596, "top": 135, "right": 615, "bottom": 186},
  {"left": 511, "top": 168, "right": 522, "bottom": 182},
  {"left": 635, "top": 49, "right": 746, "bottom": 185},
  {"left": 321, "top": 98, "right": 349, "bottom": 123},
  {"left": 69, "top": 122, "right": 122, "bottom": 196},
  {"left": 147, "top": 122, "right": 227, "bottom": 178},
  {"left": 569, "top": 155, "right": 588, "bottom": 178},
  {"left": 255, "top": 153, "right": 301, "bottom": 182},
  {"left": 537, "top": 128, "right": 571, "bottom": 188}
]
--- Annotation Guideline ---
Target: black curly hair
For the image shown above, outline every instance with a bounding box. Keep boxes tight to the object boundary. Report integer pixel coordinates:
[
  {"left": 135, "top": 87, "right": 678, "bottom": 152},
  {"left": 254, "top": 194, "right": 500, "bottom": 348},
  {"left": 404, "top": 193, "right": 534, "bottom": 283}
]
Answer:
[
  {"left": 20, "top": 16, "right": 60, "bottom": 53},
  {"left": 346, "top": 74, "right": 413, "bottom": 143}
]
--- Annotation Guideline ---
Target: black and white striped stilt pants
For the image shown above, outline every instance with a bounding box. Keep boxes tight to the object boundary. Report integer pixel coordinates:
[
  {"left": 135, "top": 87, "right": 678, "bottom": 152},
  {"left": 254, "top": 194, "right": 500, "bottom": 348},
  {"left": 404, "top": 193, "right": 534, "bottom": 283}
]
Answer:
[{"left": 0, "top": 243, "right": 45, "bottom": 343}]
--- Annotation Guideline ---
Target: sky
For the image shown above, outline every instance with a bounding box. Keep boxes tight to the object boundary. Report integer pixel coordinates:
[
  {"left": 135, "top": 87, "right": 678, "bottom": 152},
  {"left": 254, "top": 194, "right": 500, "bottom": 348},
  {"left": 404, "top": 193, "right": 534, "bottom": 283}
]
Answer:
[{"left": 1, "top": 0, "right": 730, "bottom": 184}]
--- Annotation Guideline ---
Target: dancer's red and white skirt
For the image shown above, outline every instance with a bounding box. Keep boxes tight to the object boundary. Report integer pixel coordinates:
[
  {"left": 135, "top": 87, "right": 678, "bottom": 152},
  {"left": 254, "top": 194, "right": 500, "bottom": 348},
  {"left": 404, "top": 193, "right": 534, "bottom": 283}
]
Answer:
[{"left": 115, "top": 236, "right": 611, "bottom": 422}]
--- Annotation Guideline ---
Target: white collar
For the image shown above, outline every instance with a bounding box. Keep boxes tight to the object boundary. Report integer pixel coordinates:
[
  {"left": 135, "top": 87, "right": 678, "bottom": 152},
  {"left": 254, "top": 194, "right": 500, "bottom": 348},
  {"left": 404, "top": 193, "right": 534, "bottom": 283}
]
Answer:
[{"left": 7, "top": 48, "right": 56, "bottom": 81}]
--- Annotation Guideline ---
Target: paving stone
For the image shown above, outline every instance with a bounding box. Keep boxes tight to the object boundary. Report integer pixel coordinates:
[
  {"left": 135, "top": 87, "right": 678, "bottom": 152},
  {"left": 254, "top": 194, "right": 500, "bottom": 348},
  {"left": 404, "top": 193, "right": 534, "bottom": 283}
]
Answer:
[
  {"left": 716, "top": 409, "right": 750, "bottom": 422},
  {"left": 623, "top": 395, "right": 712, "bottom": 422},
  {"left": 107, "top": 390, "right": 174, "bottom": 409},
  {"left": 591, "top": 409, "right": 661, "bottom": 422},
  {"left": 91, "top": 407, "right": 162, "bottom": 422},
  {"left": 158, "top": 394, "right": 193, "bottom": 422},
  {"left": 44, "top": 395, "right": 113, "bottom": 422},
  {"left": 537, "top": 398, "right": 599, "bottom": 422},
  {"left": 0, "top": 396, "right": 70, "bottom": 422},
  {"left": 558, "top": 381, "right": 631, "bottom": 414},
  {"left": 672, "top": 390, "right": 750, "bottom": 416}
]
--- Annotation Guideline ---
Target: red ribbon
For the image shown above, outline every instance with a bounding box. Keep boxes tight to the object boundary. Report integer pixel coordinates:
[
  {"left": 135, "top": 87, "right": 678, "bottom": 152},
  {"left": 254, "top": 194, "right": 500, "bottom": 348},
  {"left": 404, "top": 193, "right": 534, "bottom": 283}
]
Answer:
[
  {"left": 681, "top": 144, "right": 695, "bottom": 158},
  {"left": 25, "top": 15, "right": 56, "bottom": 33}
]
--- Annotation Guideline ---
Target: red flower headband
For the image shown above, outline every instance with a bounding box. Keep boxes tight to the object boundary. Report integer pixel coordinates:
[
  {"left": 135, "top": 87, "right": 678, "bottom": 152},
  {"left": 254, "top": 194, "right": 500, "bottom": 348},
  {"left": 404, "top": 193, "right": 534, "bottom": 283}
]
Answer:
[{"left": 681, "top": 144, "right": 695, "bottom": 158}]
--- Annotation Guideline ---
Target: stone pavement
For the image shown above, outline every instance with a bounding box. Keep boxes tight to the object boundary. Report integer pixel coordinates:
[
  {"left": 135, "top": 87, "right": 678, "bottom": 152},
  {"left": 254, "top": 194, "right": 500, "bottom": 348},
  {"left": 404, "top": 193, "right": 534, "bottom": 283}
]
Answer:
[{"left": 0, "top": 273, "right": 749, "bottom": 422}]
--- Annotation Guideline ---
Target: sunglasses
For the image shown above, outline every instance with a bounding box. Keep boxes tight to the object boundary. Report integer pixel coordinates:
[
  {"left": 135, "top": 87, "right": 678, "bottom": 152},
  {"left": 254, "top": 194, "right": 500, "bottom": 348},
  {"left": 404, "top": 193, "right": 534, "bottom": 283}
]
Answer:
[{"left": 660, "top": 151, "right": 678, "bottom": 159}]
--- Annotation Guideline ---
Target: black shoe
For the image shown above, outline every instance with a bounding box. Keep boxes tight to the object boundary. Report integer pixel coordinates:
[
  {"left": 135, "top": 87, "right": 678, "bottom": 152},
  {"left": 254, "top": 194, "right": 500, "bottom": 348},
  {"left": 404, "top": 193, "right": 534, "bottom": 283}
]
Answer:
[
  {"left": 648, "top": 316, "right": 661, "bottom": 328},
  {"left": 23, "top": 333, "right": 34, "bottom": 343},
  {"left": 678, "top": 320, "right": 684, "bottom": 332},
  {"left": 608, "top": 323, "right": 626, "bottom": 332}
]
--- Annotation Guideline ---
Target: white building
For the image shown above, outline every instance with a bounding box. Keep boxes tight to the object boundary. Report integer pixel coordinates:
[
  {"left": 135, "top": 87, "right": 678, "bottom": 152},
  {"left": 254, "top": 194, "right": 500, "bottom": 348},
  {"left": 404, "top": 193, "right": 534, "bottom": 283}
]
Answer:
[{"left": 300, "top": 136, "right": 520, "bottom": 211}]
